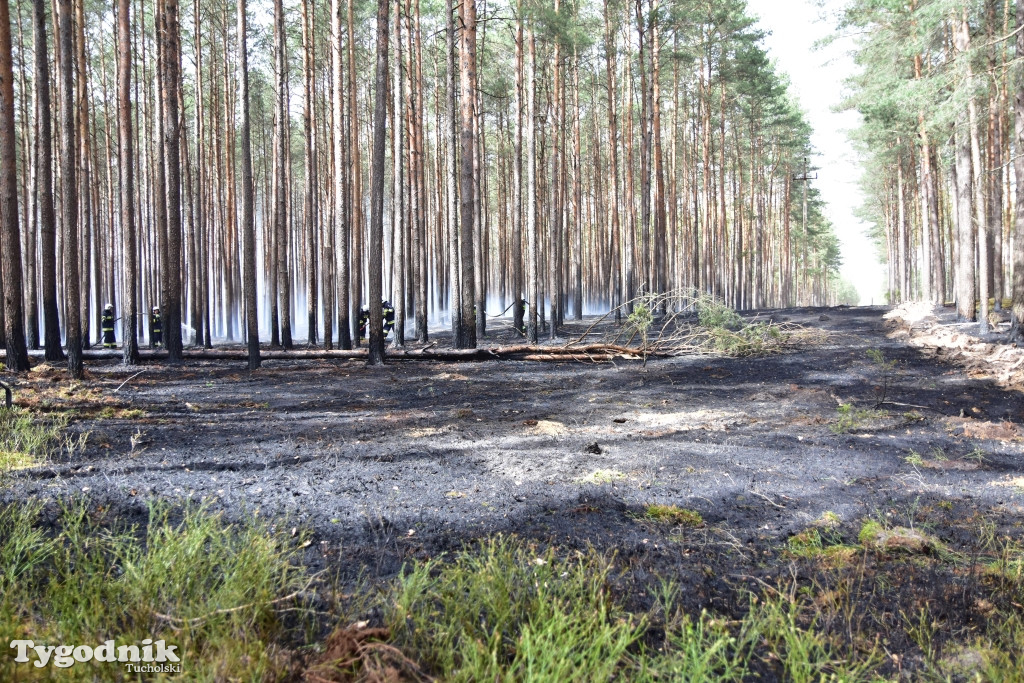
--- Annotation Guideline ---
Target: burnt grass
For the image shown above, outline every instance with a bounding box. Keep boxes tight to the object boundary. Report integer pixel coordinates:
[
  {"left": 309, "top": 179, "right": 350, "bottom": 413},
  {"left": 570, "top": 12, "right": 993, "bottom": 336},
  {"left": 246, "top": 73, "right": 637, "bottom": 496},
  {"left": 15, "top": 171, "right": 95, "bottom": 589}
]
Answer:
[{"left": 4, "top": 304, "right": 1024, "bottom": 677}]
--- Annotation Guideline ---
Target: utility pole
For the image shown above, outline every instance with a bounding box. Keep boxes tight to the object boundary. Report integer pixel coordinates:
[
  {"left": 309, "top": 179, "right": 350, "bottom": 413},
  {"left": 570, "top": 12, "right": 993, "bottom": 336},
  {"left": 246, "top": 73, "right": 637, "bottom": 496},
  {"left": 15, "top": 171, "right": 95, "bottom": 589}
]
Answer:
[{"left": 793, "top": 158, "right": 817, "bottom": 304}]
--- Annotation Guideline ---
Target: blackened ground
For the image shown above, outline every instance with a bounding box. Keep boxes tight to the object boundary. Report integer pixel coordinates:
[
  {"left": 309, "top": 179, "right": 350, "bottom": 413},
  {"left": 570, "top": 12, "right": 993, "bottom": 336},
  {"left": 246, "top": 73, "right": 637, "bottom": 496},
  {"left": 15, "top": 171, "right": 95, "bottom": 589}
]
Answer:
[{"left": 3, "top": 305, "right": 1023, "bottom": 676}]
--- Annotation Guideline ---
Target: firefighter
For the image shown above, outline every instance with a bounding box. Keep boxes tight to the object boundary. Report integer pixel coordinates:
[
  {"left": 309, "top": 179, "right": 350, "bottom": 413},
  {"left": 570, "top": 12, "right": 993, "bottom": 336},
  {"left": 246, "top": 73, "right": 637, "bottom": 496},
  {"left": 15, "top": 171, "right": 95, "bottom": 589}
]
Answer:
[
  {"left": 102, "top": 304, "right": 116, "bottom": 349},
  {"left": 358, "top": 306, "right": 370, "bottom": 342},
  {"left": 382, "top": 300, "right": 395, "bottom": 337},
  {"left": 152, "top": 307, "right": 163, "bottom": 348},
  {"left": 358, "top": 301, "right": 395, "bottom": 342}
]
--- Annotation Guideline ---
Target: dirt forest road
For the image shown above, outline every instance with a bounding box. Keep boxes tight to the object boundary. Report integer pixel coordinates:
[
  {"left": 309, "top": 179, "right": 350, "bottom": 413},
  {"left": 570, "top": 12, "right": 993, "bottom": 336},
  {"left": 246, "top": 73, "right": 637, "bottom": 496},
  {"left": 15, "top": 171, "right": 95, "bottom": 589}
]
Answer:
[{"left": 4, "top": 305, "right": 1024, "bottom": 593}]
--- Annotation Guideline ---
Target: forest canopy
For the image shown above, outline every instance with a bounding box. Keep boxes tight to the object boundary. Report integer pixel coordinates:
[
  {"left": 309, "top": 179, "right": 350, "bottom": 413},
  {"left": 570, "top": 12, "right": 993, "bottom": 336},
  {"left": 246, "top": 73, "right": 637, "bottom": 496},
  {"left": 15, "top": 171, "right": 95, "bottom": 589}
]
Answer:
[
  {"left": 840, "top": 0, "right": 1024, "bottom": 331},
  {"left": 0, "top": 0, "right": 847, "bottom": 374}
]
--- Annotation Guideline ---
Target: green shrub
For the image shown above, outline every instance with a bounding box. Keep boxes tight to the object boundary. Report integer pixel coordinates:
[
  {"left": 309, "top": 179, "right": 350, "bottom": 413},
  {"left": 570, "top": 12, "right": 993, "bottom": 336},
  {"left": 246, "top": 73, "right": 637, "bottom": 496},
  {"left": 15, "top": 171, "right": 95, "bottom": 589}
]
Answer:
[
  {"left": 0, "top": 407, "right": 84, "bottom": 476},
  {"left": 0, "top": 501, "right": 308, "bottom": 681},
  {"left": 697, "top": 298, "right": 744, "bottom": 330},
  {"left": 388, "top": 535, "right": 645, "bottom": 682},
  {"left": 645, "top": 504, "right": 704, "bottom": 527}
]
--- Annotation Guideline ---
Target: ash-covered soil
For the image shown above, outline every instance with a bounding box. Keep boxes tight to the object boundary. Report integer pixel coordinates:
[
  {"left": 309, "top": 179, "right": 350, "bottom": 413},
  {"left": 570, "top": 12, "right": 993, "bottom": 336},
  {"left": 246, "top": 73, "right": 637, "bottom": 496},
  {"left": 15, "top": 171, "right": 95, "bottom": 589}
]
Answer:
[{"left": 4, "top": 306, "right": 1024, "bottom": 615}]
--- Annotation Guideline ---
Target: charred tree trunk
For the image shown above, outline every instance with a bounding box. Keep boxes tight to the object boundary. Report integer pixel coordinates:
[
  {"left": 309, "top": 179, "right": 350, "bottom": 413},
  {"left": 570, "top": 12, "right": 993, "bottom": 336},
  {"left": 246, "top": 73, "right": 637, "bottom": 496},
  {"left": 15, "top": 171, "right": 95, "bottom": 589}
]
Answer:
[
  {"left": 951, "top": 11, "right": 975, "bottom": 322},
  {"left": 367, "top": 0, "right": 389, "bottom": 365},
  {"left": 511, "top": 8, "right": 524, "bottom": 335},
  {"left": 34, "top": 0, "right": 62, "bottom": 362},
  {"left": 119, "top": 0, "right": 139, "bottom": 364},
  {"left": 274, "top": 0, "right": 292, "bottom": 348},
  {"left": 59, "top": 0, "right": 82, "bottom": 378},
  {"left": 954, "top": 116, "right": 976, "bottom": 322},
  {"left": 332, "top": 0, "right": 351, "bottom": 349},
  {"left": 237, "top": 0, "right": 260, "bottom": 369},
  {"left": 412, "top": 0, "right": 427, "bottom": 342},
  {"left": 303, "top": 0, "right": 318, "bottom": 345},
  {"left": 446, "top": 0, "right": 460, "bottom": 340},
  {"left": 162, "top": 0, "right": 184, "bottom": 360},
  {"left": 392, "top": 2, "right": 405, "bottom": 346},
  {"left": 1012, "top": 0, "right": 1024, "bottom": 339},
  {"left": 526, "top": 28, "right": 538, "bottom": 344},
  {"left": 960, "top": 10, "right": 989, "bottom": 333},
  {"left": 0, "top": 0, "right": 27, "bottom": 371},
  {"left": 603, "top": 0, "right": 621, "bottom": 324},
  {"left": 344, "top": 0, "right": 359, "bottom": 348},
  {"left": 456, "top": 0, "right": 477, "bottom": 349}
]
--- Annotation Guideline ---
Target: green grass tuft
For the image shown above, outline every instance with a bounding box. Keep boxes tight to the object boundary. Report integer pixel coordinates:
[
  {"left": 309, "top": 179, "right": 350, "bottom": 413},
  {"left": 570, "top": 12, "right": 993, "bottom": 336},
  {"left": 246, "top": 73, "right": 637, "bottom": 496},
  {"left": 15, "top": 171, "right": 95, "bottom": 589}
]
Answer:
[
  {"left": 830, "top": 403, "right": 889, "bottom": 434},
  {"left": 0, "top": 501, "right": 309, "bottom": 681},
  {"left": 645, "top": 504, "right": 704, "bottom": 527},
  {"left": 857, "top": 520, "right": 885, "bottom": 546},
  {"left": 0, "top": 407, "right": 85, "bottom": 477},
  {"left": 387, "top": 535, "right": 645, "bottom": 681}
]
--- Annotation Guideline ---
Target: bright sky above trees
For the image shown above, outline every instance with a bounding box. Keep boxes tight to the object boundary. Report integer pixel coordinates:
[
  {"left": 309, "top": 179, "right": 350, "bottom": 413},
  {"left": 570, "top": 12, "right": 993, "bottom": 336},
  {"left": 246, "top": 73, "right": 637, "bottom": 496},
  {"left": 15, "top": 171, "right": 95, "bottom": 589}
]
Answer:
[{"left": 748, "top": 0, "right": 886, "bottom": 305}]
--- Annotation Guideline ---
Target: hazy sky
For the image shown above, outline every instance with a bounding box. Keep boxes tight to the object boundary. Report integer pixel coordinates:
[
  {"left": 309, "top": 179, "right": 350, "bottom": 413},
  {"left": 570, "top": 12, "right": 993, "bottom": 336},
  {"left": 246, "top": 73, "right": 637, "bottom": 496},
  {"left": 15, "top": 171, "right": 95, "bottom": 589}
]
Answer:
[{"left": 746, "top": 0, "right": 888, "bottom": 306}]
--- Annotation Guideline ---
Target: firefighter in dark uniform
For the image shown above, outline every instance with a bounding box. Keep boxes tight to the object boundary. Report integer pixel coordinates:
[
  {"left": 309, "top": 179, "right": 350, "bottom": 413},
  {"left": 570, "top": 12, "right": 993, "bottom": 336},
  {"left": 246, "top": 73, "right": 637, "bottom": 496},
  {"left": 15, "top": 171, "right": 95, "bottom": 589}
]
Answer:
[
  {"left": 358, "top": 306, "right": 371, "bottom": 342},
  {"left": 359, "top": 301, "right": 395, "bottom": 341},
  {"left": 152, "top": 307, "right": 163, "bottom": 348},
  {"left": 102, "top": 304, "right": 116, "bottom": 349},
  {"left": 382, "top": 300, "right": 395, "bottom": 337}
]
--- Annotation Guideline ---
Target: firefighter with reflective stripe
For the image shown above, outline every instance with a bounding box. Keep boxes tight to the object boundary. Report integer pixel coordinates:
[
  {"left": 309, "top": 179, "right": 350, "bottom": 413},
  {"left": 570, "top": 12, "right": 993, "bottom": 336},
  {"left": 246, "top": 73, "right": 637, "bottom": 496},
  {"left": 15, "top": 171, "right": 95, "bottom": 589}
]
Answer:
[
  {"left": 102, "top": 304, "right": 116, "bottom": 349},
  {"left": 358, "top": 301, "right": 395, "bottom": 342},
  {"left": 152, "top": 307, "right": 163, "bottom": 348},
  {"left": 382, "top": 300, "right": 395, "bottom": 337},
  {"left": 358, "top": 306, "right": 370, "bottom": 343}
]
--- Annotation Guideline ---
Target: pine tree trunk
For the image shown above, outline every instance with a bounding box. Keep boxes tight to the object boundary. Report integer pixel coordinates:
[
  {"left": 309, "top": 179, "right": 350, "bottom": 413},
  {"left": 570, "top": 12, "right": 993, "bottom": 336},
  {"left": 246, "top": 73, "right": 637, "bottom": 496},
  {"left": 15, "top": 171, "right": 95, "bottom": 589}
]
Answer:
[
  {"left": 650, "top": 0, "right": 665, "bottom": 304},
  {"left": 344, "top": 0, "right": 359, "bottom": 348},
  {"left": 455, "top": 0, "right": 477, "bottom": 349},
  {"left": 511, "top": 9, "right": 524, "bottom": 335},
  {"left": 987, "top": 0, "right": 1003, "bottom": 309},
  {"left": 332, "top": 0, "right": 350, "bottom": 349},
  {"left": 34, "top": 0, "right": 63, "bottom": 361},
  {"left": 59, "top": 0, "right": 83, "bottom": 378},
  {"left": 119, "top": 0, "right": 139, "bottom": 364},
  {"left": 895, "top": 149, "right": 907, "bottom": 301},
  {"left": 154, "top": 0, "right": 169, "bottom": 350},
  {"left": 412, "top": 0, "right": 427, "bottom": 342},
  {"left": 603, "top": 0, "right": 621, "bottom": 323},
  {"left": 959, "top": 10, "right": 989, "bottom": 333},
  {"left": 237, "top": 0, "right": 259, "bottom": 369},
  {"left": 954, "top": 115, "right": 976, "bottom": 322},
  {"left": 526, "top": 28, "right": 538, "bottom": 344},
  {"left": 19, "top": 5, "right": 37, "bottom": 351},
  {"left": 635, "top": 0, "right": 650, "bottom": 298},
  {"left": 0, "top": 0, "right": 27, "bottom": 371},
  {"left": 446, "top": 0, "right": 460, "bottom": 339},
  {"left": 548, "top": 0, "right": 561, "bottom": 340},
  {"left": 274, "top": 0, "right": 292, "bottom": 348},
  {"left": 392, "top": 1, "right": 405, "bottom": 346},
  {"left": 915, "top": 47, "right": 935, "bottom": 304},
  {"left": 367, "top": 0, "right": 389, "bottom": 365},
  {"left": 1011, "top": 0, "right": 1024, "bottom": 339},
  {"left": 303, "top": 0, "right": 318, "bottom": 345},
  {"left": 74, "top": 0, "right": 92, "bottom": 349},
  {"left": 162, "top": 0, "right": 184, "bottom": 359},
  {"left": 193, "top": 0, "right": 209, "bottom": 348},
  {"left": 474, "top": 16, "right": 486, "bottom": 339}
]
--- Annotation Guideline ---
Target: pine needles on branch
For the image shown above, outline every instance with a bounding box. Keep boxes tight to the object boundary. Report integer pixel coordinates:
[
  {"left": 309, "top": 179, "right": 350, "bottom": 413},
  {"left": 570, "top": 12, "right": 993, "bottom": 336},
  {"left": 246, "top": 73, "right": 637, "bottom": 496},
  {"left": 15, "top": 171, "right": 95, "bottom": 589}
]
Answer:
[{"left": 567, "top": 289, "right": 826, "bottom": 360}]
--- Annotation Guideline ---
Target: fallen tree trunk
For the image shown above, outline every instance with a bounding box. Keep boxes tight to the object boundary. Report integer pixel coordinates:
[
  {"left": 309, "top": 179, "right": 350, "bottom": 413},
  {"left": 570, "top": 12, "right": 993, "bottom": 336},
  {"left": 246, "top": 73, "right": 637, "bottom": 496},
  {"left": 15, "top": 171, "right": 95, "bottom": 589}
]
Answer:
[
  {"left": 4, "top": 343, "right": 648, "bottom": 363},
  {"left": 173, "top": 344, "right": 646, "bottom": 362}
]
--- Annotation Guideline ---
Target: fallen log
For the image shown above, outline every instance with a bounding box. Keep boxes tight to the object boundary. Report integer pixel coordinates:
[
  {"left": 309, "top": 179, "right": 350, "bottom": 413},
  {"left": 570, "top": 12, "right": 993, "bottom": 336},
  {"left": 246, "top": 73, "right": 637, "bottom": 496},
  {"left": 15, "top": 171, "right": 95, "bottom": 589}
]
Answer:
[
  {"left": 172, "top": 345, "right": 644, "bottom": 362},
  {"left": 5, "top": 343, "right": 648, "bottom": 364}
]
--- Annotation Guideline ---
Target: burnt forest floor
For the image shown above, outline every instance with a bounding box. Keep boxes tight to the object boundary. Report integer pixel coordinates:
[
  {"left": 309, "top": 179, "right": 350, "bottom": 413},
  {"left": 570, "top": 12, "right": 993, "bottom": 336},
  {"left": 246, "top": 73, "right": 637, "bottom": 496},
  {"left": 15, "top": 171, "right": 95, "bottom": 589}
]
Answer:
[{"left": 3, "top": 305, "right": 1024, "bottom": 681}]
